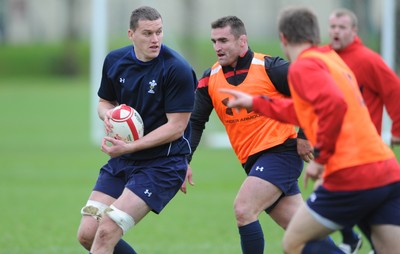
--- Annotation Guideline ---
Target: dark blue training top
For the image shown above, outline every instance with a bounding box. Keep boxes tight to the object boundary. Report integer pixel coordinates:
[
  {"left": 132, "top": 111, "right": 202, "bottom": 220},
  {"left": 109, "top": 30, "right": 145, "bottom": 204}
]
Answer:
[{"left": 98, "top": 44, "right": 197, "bottom": 160}]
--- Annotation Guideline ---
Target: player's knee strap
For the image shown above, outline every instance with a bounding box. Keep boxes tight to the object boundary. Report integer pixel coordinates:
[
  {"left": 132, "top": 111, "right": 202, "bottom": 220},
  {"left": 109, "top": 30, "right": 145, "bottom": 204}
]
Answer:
[
  {"left": 104, "top": 205, "right": 135, "bottom": 235},
  {"left": 80, "top": 200, "right": 109, "bottom": 221}
]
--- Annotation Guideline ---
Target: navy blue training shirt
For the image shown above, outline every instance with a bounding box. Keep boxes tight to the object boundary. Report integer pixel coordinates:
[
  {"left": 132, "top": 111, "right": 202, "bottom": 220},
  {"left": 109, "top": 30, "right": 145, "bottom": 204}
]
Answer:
[{"left": 98, "top": 44, "right": 198, "bottom": 160}]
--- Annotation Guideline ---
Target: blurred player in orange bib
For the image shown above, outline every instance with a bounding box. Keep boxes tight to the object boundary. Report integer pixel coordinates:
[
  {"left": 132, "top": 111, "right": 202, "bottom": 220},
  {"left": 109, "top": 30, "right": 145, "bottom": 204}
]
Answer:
[{"left": 221, "top": 6, "right": 400, "bottom": 254}]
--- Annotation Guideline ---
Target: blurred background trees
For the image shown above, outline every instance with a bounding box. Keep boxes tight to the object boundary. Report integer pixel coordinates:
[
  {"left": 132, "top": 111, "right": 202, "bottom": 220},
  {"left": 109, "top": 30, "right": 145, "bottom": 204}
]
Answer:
[{"left": 0, "top": 0, "right": 398, "bottom": 78}]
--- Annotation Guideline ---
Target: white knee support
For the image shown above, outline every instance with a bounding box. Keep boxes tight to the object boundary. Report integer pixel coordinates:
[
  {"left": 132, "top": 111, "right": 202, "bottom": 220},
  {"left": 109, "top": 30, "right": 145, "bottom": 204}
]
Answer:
[
  {"left": 80, "top": 200, "right": 109, "bottom": 221},
  {"left": 104, "top": 205, "right": 135, "bottom": 235}
]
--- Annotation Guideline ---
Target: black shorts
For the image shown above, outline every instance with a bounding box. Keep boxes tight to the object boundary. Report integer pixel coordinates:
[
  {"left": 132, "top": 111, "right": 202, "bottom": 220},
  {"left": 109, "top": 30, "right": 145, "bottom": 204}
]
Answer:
[
  {"left": 94, "top": 156, "right": 187, "bottom": 214},
  {"left": 307, "top": 182, "right": 400, "bottom": 230}
]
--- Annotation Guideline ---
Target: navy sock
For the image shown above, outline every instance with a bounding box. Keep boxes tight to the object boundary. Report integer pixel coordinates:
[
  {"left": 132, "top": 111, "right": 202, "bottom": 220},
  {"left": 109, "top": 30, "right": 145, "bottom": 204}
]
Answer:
[
  {"left": 114, "top": 239, "right": 137, "bottom": 254},
  {"left": 324, "top": 236, "right": 336, "bottom": 245},
  {"left": 238, "top": 220, "right": 264, "bottom": 254},
  {"left": 302, "top": 238, "right": 345, "bottom": 254},
  {"left": 357, "top": 221, "right": 374, "bottom": 250},
  {"left": 340, "top": 227, "right": 359, "bottom": 244}
]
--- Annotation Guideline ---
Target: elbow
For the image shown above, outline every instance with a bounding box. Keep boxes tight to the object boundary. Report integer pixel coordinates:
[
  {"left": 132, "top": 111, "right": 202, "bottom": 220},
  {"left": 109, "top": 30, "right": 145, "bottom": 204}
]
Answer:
[
  {"left": 172, "top": 125, "right": 187, "bottom": 140},
  {"left": 167, "top": 112, "right": 191, "bottom": 141},
  {"left": 172, "top": 120, "right": 191, "bottom": 140}
]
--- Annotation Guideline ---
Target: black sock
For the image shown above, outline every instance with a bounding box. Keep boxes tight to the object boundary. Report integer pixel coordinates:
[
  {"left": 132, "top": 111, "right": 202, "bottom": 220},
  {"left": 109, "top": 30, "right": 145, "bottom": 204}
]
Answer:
[
  {"left": 302, "top": 239, "right": 345, "bottom": 254},
  {"left": 238, "top": 220, "right": 264, "bottom": 254},
  {"left": 340, "top": 227, "right": 359, "bottom": 244},
  {"left": 358, "top": 221, "right": 374, "bottom": 250},
  {"left": 113, "top": 239, "right": 137, "bottom": 254}
]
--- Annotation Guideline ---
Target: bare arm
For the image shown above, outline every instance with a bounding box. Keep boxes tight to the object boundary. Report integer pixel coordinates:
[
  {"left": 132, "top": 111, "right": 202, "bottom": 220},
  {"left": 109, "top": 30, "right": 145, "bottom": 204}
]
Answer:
[{"left": 98, "top": 98, "right": 118, "bottom": 134}]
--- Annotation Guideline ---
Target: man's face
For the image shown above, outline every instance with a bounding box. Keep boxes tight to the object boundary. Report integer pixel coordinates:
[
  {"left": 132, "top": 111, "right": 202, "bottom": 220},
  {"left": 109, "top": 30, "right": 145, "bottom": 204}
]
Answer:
[
  {"left": 328, "top": 14, "right": 356, "bottom": 51},
  {"left": 211, "top": 26, "right": 243, "bottom": 68},
  {"left": 128, "top": 18, "right": 163, "bottom": 62}
]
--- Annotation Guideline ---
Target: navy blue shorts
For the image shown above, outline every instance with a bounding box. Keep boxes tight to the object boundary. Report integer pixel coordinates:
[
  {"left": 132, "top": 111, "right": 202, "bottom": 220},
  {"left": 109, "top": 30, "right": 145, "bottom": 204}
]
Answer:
[
  {"left": 307, "top": 182, "right": 400, "bottom": 230},
  {"left": 247, "top": 150, "right": 303, "bottom": 196},
  {"left": 93, "top": 156, "right": 187, "bottom": 214}
]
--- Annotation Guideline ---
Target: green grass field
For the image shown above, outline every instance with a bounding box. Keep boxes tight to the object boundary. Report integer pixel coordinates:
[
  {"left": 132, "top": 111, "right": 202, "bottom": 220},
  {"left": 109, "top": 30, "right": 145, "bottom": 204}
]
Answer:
[{"left": 1, "top": 77, "right": 399, "bottom": 253}]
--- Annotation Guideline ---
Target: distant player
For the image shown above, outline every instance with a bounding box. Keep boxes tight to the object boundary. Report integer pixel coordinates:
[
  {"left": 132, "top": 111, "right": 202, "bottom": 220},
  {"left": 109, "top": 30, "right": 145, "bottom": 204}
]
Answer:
[
  {"left": 326, "top": 8, "right": 400, "bottom": 254},
  {"left": 328, "top": 8, "right": 400, "bottom": 146}
]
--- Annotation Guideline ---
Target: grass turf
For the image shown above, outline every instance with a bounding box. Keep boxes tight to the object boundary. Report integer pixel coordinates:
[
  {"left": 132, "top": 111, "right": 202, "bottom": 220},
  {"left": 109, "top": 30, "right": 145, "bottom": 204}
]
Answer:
[{"left": 1, "top": 77, "right": 398, "bottom": 253}]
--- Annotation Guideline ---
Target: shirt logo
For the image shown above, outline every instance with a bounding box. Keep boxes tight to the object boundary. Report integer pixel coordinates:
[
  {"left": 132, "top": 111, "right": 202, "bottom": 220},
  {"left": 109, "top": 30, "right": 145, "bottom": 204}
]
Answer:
[
  {"left": 148, "top": 80, "right": 157, "bottom": 94},
  {"left": 255, "top": 166, "right": 264, "bottom": 172},
  {"left": 309, "top": 192, "right": 317, "bottom": 202},
  {"left": 119, "top": 77, "right": 126, "bottom": 84}
]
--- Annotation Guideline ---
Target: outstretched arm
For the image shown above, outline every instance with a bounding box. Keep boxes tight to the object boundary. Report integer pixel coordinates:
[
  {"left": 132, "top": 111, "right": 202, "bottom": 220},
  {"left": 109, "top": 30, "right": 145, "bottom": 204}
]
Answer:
[
  {"left": 219, "top": 88, "right": 254, "bottom": 112},
  {"left": 219, "top": 89, "right": 300, "bottom": 126}
]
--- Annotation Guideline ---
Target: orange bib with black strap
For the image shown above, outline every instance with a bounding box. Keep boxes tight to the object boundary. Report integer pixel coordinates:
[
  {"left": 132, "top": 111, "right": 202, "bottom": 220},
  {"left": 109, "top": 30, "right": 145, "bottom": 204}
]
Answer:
[
  {"left": 291, "top": 50, "right": 394, "bottom": 176},
  {"left": 208, "top": 53, "right": 297, "bottom": 163}
]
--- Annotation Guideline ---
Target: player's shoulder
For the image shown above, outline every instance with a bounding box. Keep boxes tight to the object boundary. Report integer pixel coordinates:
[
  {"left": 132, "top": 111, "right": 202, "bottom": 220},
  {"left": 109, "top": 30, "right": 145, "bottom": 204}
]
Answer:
[
  {"left": 160, "top": 45, "right": 197, "bottom": 84},
  {"left": 201, "top": 68, "right": 212, "bottom": 79},
  {"left": 263, "top": 55, "right": 289, "bottom": 70},
  {"left": 107, "top": 45, "right": 132, "bottom": 59},
  {"left": 342, "top": 41, "right": 380, "bottom": 61},
  {"left": 253, "top": 50, "right": 288, "bottom": 68},
  {"left": 160, "top": 44, "right": 191, "bottom": 67},
  {"left": 362, "top": 46, "right": 383, "bottom": 61},
  {"left": 104, "top": 45, "right": 132, "bottom": 67},
  {"left": 261, "top": 55, "right": 290, "bottom": 81},
  {"left": 289, "top": 56, "right": 323, "bottom": 78},
  {"left": 196, "top": 68, "right": 212, "bottom": 89}
]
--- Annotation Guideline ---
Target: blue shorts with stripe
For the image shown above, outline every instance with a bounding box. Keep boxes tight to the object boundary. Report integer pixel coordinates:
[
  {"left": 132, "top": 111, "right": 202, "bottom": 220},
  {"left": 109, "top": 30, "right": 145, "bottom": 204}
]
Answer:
[
  {"left": 307, "top": 182, "right": 400, "bottom": 230},
  {"left": 93, "top": 155, "right": 187, "bottom": 214},
  {"left": 247, "top": 150, "right": 304, "bottom": 196}
]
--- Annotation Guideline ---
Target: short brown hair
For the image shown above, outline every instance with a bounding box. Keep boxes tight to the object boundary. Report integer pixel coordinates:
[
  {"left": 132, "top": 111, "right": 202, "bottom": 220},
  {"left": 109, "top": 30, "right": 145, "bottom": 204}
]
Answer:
[
  {"left": 129, "top": 6, "right": 162, "bottom": 31},
  {"left": 330, "top": 8, "right": 358, "bottom": 29},
  {"left": 278, "top": 7, "right": 320, "bottom": 45},
  {"left": 211, "top": 16, "right": 247, "bottom": 38}
]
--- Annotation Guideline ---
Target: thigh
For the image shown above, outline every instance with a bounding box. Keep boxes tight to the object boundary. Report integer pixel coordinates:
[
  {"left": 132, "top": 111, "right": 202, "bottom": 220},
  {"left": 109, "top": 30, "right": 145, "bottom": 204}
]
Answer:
[
  {"left": 243, "top": 151, "right": 303, "bottom": 215},
  {"left": 269, "top": 193, "right": 304, "bottom": 229},
  {"left": 283, "top": 203, "right": 334, "bottom": 251},
  {"left": 368, "top": 182, "right": 400, "bottom": 225},
  {"left": 88, "top": 190, "right": 118, "bottom": 205},
  {"left": 93, "top": 159, "right": 130, "bottom": 199},
  {"left": 125, "top": 155, "right": 187, "bottom": 214},
  {"left": 371, "top": 224, "right": 400, "bottom": 254},
  {"left": 248, "top": 151, "right": 303, "bottom": 196},
  {"left": 235, "top": 176, "right": 282, "bottom": 213},
  {"left": 309, "top": 183, "right": 400, "bottom": 230},
  {"left": 113, "top": 188, "right": 152, "bottom": 225}
]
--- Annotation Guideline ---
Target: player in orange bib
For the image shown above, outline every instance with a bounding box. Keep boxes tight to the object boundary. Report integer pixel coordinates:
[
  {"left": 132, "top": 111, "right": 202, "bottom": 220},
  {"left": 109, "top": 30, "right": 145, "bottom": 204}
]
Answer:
[
  {"left": 221, "top": 7, "right": 400, "bottom": 254},
  {"left": 185, "top": 16, "right": 314, "bottom": 254},
  {"left": 324, "top": 9, "right": 400, "bottom": 254}
]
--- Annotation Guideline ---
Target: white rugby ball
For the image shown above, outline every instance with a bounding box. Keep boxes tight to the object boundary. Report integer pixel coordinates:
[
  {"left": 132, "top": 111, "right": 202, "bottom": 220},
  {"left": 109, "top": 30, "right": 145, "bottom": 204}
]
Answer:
[{"left": 107, "top": 104, "right": 144, "bottom": 142}]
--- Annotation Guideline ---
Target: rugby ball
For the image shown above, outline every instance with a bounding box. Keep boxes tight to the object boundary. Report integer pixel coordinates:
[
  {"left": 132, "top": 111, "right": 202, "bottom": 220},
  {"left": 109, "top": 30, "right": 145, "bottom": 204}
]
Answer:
[{"left": 107, "top": 104, "right": 144, "bottom": 142}]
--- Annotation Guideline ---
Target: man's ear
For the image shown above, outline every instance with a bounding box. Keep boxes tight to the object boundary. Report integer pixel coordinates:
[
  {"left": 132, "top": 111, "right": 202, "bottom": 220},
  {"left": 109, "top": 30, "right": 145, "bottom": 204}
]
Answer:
[
  {"left": 279, "top": 32, "right": 287, "bottom": 45},
  {"left": 239, "top": 34, "right": 248, "bottom": 47},
  {"left": 128, "top": 29, "right": 134, "bottom": 40}
]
